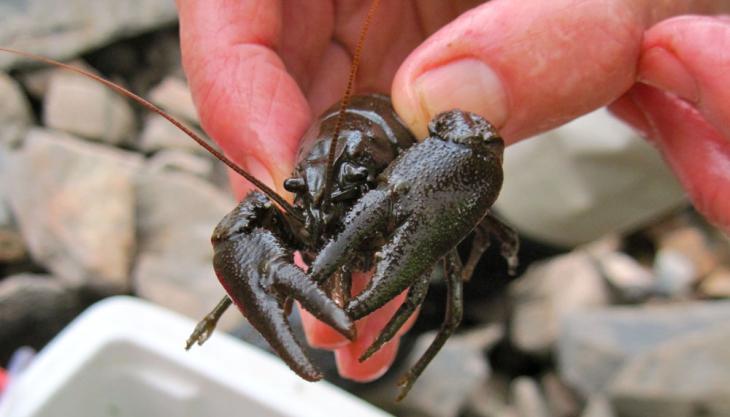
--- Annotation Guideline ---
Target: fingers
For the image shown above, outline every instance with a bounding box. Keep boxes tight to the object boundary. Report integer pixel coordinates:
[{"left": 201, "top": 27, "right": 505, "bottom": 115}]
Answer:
[
  {"left": 274, "top": 263, "right": 355, "bottom": 339},
  {"left": 610, "top": 15, "right": 730, "bottom": 232},
  {"left": 391, "top": 0, "right": 730, "bottom": 142},
  {"left": 176, "top": 0, "right": 311, "bottom": 197}
]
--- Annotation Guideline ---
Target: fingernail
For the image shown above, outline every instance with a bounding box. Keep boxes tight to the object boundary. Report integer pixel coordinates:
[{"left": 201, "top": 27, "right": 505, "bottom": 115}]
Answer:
[
  {"left": 638, "top": 47, "right": 698, "bottom": 103},
  {"left": 411, "top": 59, "right": 508, "bottom": 137}
]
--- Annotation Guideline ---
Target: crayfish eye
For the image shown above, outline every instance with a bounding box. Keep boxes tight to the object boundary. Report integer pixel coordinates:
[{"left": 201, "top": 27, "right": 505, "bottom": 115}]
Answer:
[{"left": 284, "top": 177, "right": 307, "bottom": 193}]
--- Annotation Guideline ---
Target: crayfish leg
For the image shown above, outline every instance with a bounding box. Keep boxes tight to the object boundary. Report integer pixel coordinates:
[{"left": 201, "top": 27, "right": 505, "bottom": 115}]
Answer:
[
  {"left": 396, "top": 251, "right": 463, "bottom": 401},
  {"left": 185, "top": 295, "right": 232, "bottom": 350},
  {"left": 358, "top": 272, "right": 430, "bottom": 362}
]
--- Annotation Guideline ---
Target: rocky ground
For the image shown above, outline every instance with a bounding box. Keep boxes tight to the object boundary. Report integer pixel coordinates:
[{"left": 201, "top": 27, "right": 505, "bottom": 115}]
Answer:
[{"left": 2, "top": 5, "right": 730, "bottom": 417}]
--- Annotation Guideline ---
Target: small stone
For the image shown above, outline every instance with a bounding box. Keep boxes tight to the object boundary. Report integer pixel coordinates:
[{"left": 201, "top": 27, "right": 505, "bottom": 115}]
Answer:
[
  {"left": 145, "top": 149, "right": 215, "bottom": 178},
  {"left": 132, "top": 170, "right": 239, "bottom": 330},
  {"left": 581, "top": 396, "right": 615, "bottom": 417},
  {"left": 509, "top": 251, "right": 611, "bottom": 355},
  {"left": 557, "top": 301, "right": 730, "bottom": 396},
  {"left": 18, "top": 59, "right": 93, "bottom": 99},
  {"left": 658, "top": 226, "right": 717, "bottom": 278},
  {"left": 397, "top": 328, "right": 493, "bottom": 417},
  {"left": 609, "top": 322, "right": 730, "bottom": 417},
  {"left": 43, "top": 66, "right": 136, "bottom": 145},
  {"left": 653, "top": 249, "right": 696, "bottom": 298},
  {"left": 137, "top": 114, "right": 208, "bottom": 153},
  {"left": 0, "top": 72, "right": 33, "bottom": 147},
  {"left": 5, "top": 128, "right": 142, "bottom": 293},
  {"left": 541, "top": 372, "right": 580, "bottom": 417},
  {"left": 463, "top": 375, "right": 511, "bottom": 417},
  {"left": 595, "top": 251, "right": 654, "bottom": 302},
  {"left": 511, "top": 377, "right": 550, "bottom": 417},
  {"left": 0, "top": 0, "right": 177, "bottom": 70},
  {"left": 0, "top": 274, "right": 82, "bottom": 364},
  {"left": 698, "top": 267, "right": 730, "bottom": 299},
  {"left": 148, "top": 77, "right": 199, "bottom": 124}
]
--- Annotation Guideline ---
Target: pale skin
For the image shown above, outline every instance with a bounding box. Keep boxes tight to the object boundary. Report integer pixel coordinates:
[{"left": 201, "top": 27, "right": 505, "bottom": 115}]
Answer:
[{"left": 176, "top": 0, "right": 730, "bottom": 380}]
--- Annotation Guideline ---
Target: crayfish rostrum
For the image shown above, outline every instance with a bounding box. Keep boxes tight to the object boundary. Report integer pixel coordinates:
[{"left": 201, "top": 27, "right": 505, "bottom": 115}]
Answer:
[{"left": 0, "top": 0, "right": 518, "bottom": 400}]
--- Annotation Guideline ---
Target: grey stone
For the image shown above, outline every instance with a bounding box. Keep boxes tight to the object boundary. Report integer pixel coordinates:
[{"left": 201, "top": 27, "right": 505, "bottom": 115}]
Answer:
[
  {"left": 463, "top": 375, "right": 512, "bottom": 417},
  {"left": 594, "top": 251, "right": 654, "bottom": 303},
  {"left": 609, "top": 323, "right": 730, "bottom": 417},
  {"left": 557, "top": 301, "right": 730, "bottom": 396},
  {"left": 43, "top": 67, "right": 136, "bottom": 145},
  {"left": 0, "top": 72, "right": 33, "bottom": 147},
  {"left": 397, "top": 328, "right": 494, "bottom": 417},
  {"left": 542, "top": 372, "right": 580, "bottom": 417},
  {"left": 581, "top": 396, "right": 615, "bottom": 417},
  {"left": 698, "top": 267, "right": 730, "bottom": 299},
  {"left": 511, "top": 377, "right": 551, "bottom": 417},
  {"left": 132, "top": 170, "right": 240, "bottom": 330},
  {"left": 4, "top": 128, "right": 142, "bottom": 293},
  {"left": 653, "top": 249, "right": 697, "bottom": 298},
  {"left": 0, "top": 0, "right": 177, "bottom": 70},
  {"left": 145, "top": 149, "right": 215, "bottom": 179},
  {"left": 148, "top": 77, "right": 200, "bottom": 123},
  {"left": 137, "top": 114, "right": 208, "bottom": 154},
  {"left": 510, "top": 251, "right": 611, "bottom": 355}
]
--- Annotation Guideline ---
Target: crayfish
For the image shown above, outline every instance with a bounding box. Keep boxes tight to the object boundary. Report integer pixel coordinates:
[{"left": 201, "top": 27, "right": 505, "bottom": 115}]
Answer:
[{"left": 0, "top": 0, "right": 518, "bottom": 400}]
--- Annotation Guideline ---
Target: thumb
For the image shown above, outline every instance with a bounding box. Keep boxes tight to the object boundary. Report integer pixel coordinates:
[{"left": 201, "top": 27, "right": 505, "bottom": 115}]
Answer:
[{"left": 391, "top": 0, "right": 728, "bottom": 143}]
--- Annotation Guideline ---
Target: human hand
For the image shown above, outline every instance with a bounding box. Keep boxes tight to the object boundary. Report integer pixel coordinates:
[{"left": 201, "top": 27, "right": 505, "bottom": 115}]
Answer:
[{"left": 177, "top": 0, "right": 730, "bottom": 382}]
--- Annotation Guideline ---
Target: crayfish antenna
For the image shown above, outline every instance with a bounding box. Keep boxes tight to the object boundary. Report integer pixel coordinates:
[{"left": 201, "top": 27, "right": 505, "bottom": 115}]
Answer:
[
  {"left": 320, "top": 0, "right": 381, "bottom": 210},
  {"left": 0, "top": 47, "right": 302, "bottom": 222}
]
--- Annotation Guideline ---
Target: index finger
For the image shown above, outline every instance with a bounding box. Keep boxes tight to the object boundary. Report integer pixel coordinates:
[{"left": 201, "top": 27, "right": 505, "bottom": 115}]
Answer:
[{"left": 176, "top": 0, "right": 311, "bottom": 197}]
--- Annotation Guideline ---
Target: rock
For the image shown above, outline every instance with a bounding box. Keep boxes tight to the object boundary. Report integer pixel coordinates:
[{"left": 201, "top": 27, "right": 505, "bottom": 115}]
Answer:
[
  {"left": 148, "top": 77, "right": 200, "bottom": 124},
  {"left": 17, "top": 59, "right": 90, "bottom": 99},
  {"left": 132, "top": 170, "right": 239, "bottom": 330},
  {"left": 542, "top": 372, "right": 581, "bottom": 417},
  {"left": 594, "top": 251, "right": 654, "bottom": 303},
  {"left": 43, "top": 66, "right": 137, "bottom": 145},
  {"left": 653, "top": 249, "right": 697, "bottom": 298},
  {"left": 0, "top": 72, "right": 33, "bottom": 147},
  {"left": 698, "top": 267, "right": 730, "bottom": 299},
  {"left": 0, "top": 274, "right": 83, "bottom": 364},
  {"left": 137, "top": 114, "right": 208, "bottom": 153},
  {"left": 463, "top": 375, "right": 512, "bottom": 417},
  {"left": 0, "top": 0, "right": 177, "bottom": 70},
  {"left": 658, "top": 226, "right": 717, "bottom": 278},
  {"left": 145, "top": 149, "right": 215, "bottom": 179},
  {"left": 609, "top": 323, "right": 730, "bottom": 417},
  {"left": 509, "top": 251, "right": 611, "bottom": 355},
  {"left": 581, "top": 396, "right": 615, "bottom": 417},
  {"left": 511, "top": 377, "right": 550, "bottom": 417},
  {"left": 4, "top": 128, "right": 142, "bottom": 293},
  {"left": 397, "top": 327, "right": 495, "bottom": 417},
  {"left": 557, "top": 301, "right": 730, "bottom": 396}
]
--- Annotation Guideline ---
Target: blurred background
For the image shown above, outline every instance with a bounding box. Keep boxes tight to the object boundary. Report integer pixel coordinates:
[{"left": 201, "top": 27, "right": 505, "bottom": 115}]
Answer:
[{"left": 1, "top": 1, "right": 730, "bottom": 417}]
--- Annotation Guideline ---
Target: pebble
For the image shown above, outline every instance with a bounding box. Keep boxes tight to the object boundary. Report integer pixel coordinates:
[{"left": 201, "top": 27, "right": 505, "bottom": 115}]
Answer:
[
  {"left": 610, "top": 322, "right": 730, "bottom": 417},
  {"left": 5, "top": 128, "right": 142, "bottom": 293},
  {"left": 43, "top": 66, "right": 137, "bottom": 145},
  {"left": 509, "top": 251, "right": 611, "bottom": 355},
  {"left": 148, "top": 77, "right": 200, "bottom": 124},
  {"left": 137, "top": 113, "right": 209, "bottom": 154},
  {"left": 557, "top": 301, "right": 730, "bottom": 396},
  {"left": 511, "top": 377, "right": 550, "bottom": 417},
  {"left": 132, "top": 170, "right": 239, "bottom": 330},
  {"left": 0, "top": 0, "right": 177, "bottom": 70}
]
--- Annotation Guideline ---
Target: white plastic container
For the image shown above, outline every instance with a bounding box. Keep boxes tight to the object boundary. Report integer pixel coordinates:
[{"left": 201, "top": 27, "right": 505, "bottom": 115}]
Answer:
[{"left": 0, "top": 296, "right": 393, "bottom": 417}]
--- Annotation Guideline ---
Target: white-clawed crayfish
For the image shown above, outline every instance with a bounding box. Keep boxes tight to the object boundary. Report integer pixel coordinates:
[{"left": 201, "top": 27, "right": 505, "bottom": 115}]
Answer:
[{"left": 0, "top": 0, "right": 518, "bottom": 400}]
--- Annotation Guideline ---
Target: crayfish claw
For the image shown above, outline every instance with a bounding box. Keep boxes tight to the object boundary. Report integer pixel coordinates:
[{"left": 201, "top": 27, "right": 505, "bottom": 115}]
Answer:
[{"left": 275, "top": 263, "right": 356, "bottom": 340}]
